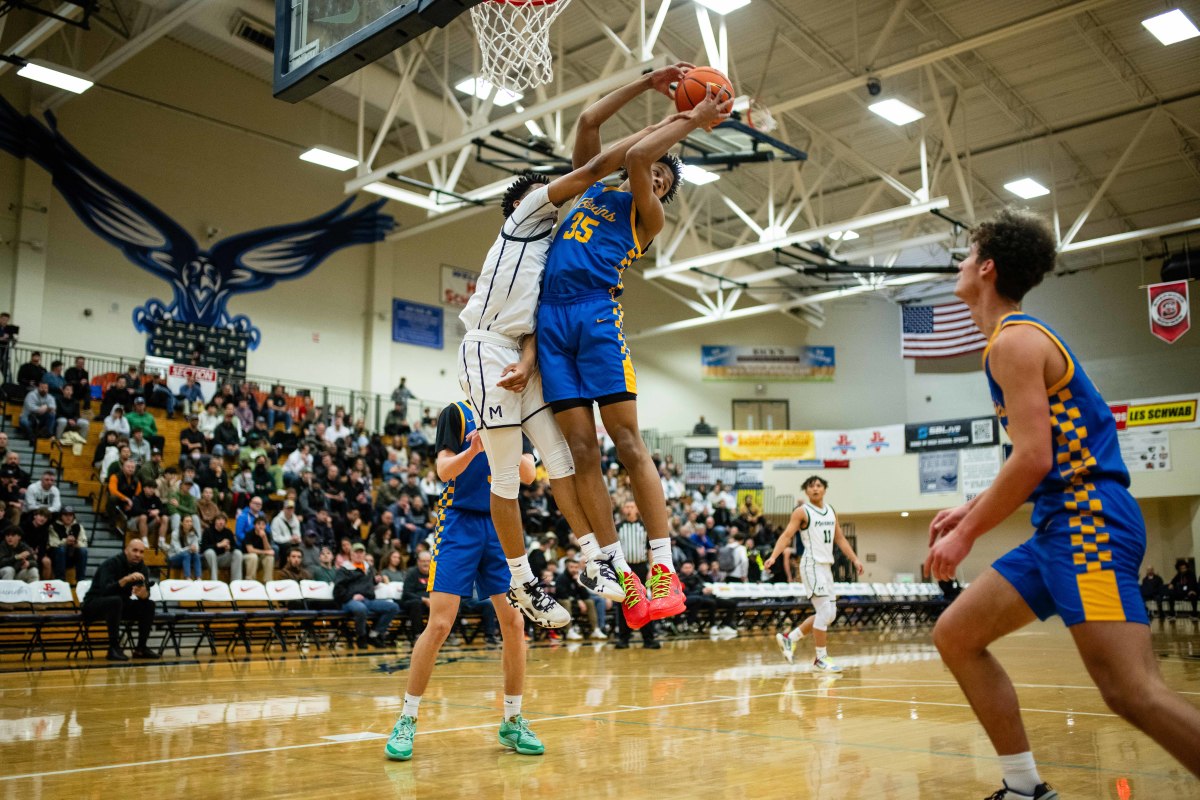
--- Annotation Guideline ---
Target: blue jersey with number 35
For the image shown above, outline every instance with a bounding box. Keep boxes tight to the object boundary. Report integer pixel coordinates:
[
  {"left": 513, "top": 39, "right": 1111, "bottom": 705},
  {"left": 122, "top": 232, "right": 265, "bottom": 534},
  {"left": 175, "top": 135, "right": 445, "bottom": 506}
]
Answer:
[{"left": 541, "top": 182, "right": 643, "bottom": 302}]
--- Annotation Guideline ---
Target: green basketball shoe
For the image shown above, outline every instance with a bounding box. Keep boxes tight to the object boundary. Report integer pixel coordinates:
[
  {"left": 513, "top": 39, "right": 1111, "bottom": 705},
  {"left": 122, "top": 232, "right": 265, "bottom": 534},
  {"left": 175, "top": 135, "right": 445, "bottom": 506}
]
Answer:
[
  {"left": 498, "top": 715, "right": 545, "bottom": 755},
  {"left": 385, "top": 715, "right": 417, "bottom": 761}
]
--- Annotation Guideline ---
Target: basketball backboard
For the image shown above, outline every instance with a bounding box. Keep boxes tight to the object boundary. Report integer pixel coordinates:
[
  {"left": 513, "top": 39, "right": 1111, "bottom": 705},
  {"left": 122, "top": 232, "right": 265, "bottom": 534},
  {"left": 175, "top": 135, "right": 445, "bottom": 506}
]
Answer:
[{"left": 273, "top": 0, "right": 485, "bottom": 103}]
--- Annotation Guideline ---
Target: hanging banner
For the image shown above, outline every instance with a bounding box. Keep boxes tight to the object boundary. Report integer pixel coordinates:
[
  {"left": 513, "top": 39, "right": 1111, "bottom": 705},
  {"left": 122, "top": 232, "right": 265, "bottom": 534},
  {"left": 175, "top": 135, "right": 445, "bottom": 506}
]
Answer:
[
  {"left": 960, "top": 446, "right": 1002, "bottom": 501},
  {"left": 701, "top": 345, "right": 835, "bottom": 382},
  {"left": 392, "top": 299, "right": 444, "bottom": 349},
  {"left": 919, "top": 450, "right": 959, "bottom": 494},
  {"left": 1118, "top": 429, "right": 1171, "bottom": 472},
  {"left": 905, "top": 416, "right": 998, "bottom": 452},
  {"left": 441, "top": 265, "right": 479, "bottom": 308},
  {"left": 1109, "top": 394, "right": 1198, "bottom": 429},
  {"left": 1147, "top": 280, "right": 1190, "bottom": 344},
  {"left": 815, "top": 425, "right": 905, "bottom": 460},
  {"left": 165, "top": 364, "right": 218, "bottom": 402},
  {"left": 719, "top": 430, "right": 816, "bottom": 461},
  {"left": 683, "top": 448, "right": 736, "bottom": 488}
]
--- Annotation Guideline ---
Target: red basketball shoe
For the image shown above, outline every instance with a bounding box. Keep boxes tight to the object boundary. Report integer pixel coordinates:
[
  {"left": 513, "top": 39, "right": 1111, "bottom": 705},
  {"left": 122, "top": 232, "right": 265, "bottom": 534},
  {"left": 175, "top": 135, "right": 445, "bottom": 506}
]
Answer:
[
  {"left": 647, "top": 564, "right": 687, "bottom": 620},
  {"left": 620, "top": 570, "right": 651, "bottom": 631}
]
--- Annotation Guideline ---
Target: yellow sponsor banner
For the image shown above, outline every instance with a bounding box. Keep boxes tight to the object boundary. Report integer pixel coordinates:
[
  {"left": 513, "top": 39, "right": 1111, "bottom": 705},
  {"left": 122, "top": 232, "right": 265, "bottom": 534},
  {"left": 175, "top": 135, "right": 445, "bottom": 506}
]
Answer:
[
  {"left": 1124, "top": 399, "right": 1197, "bottom": 428},
  {"left": 719, "top": 430, "right": 816, "bottom": 461}
]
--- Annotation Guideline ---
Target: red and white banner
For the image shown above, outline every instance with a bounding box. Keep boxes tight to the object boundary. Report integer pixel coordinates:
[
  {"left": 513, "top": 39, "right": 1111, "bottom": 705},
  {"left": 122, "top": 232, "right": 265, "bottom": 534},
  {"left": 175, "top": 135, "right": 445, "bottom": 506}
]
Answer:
[
  {"left": 166, "top": 363, "right": 218, "bottom": 402},
  {"left": 815, "top": 425, "right": 905, "bottom": 460},
  {"left": 1147, "top": 280, "right": 1189, "bottom": 344}
]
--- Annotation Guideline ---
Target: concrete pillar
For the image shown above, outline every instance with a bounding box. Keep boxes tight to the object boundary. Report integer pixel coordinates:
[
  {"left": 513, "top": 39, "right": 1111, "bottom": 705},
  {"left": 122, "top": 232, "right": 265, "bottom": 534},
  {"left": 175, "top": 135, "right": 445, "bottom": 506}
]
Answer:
[{"left": 362, "top": 238, "right": 394, "bottom": 397}]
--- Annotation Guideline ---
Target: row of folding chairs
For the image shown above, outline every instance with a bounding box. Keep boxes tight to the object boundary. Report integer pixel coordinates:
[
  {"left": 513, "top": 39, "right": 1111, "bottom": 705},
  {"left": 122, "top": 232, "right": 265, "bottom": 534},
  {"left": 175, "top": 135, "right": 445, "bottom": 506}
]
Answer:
[{"left": 703, "top": 581, "right": 951, "bottom": 630}]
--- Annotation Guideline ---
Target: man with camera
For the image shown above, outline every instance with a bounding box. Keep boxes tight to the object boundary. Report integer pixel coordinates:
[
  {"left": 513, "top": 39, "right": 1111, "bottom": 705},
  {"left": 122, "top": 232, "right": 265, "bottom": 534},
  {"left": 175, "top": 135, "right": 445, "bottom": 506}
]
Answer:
[{"left": 83, "top": 538, "right": 160, "bottom": 661}]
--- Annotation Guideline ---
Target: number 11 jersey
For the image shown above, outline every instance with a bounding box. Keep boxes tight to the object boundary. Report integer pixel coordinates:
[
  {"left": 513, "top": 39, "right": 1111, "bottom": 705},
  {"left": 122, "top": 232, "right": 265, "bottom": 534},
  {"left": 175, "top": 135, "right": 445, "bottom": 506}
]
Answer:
[{"left": 800, "top": 503, "right": 837, "bottom": 564}]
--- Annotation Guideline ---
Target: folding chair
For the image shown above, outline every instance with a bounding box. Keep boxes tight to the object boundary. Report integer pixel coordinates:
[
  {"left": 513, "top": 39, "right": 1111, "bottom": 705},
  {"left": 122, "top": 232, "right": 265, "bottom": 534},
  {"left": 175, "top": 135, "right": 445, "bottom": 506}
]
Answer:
[
  {"left": 265, "top": 580, "right": 320, "bottom": 650},
  {"left": 194, "top": 581, "right": 250, "bottom": 653},
  {"left": 229, "top": 580, "right": 288, "bottom": 652},
  {"left": 0, "top": 580, "right": 39, "bottom": 660},
  {"left": 300, "top": 580, "right": 349, "bottom": 650},
  {"left": 27, "top": 580, "right": 81, "bottom": 660}
]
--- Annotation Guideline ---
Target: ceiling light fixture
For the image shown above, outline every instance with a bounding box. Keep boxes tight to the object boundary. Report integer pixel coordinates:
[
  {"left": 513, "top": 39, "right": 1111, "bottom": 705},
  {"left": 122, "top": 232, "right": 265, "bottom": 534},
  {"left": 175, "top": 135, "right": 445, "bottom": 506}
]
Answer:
[
  {"left": 363, "top": 182, "right": 443, "bottom": 212},
  {"left": 868, "top": 99, "right": 924, "bottom": 126},
  {"left": 299, "top": 147, "right": 359, "bottom": 171},
  {"left": 694, "top": 0, "right": 751, "bottom": 14},
  {"left": 1003, "top": 178, "right": 1050, "bottom": 199},
  {"left": 17, "top": 59, "right": 93, "bottom": 94},
  {"left": 829, "top": 230, "right": 859, "bottom": 241},
  {"left": 681, "top": 163, "right": 720, "bottom": 185},
  {"left": 1142, "top": 9, "right": 1199, "bottom": 45},
  {"left": 454, "top": 76, "right": 523, "bottom": 107}
]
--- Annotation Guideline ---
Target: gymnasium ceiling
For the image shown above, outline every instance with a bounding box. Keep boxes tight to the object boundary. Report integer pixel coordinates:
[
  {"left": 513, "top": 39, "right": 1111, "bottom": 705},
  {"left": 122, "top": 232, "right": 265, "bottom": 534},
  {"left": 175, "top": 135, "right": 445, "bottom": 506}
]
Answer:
[{"left": 2, "top": 0, "right": 1198, "bottom": 334}]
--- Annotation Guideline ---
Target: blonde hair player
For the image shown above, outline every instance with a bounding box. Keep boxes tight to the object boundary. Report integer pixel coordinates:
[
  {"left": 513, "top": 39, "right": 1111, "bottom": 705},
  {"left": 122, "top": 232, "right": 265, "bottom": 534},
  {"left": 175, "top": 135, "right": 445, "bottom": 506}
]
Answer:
[{"left": 764, "top": 475, "right": 863, "bottom": 671}]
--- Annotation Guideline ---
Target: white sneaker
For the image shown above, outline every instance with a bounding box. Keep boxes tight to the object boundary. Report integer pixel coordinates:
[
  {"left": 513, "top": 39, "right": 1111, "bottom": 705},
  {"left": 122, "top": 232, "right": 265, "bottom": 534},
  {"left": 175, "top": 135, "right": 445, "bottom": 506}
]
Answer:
[
  {"left": 579, "top": 556, "right": 625, "bottom": 602},
  {"left": 812, "top": 656, "right": 843, "bottom": 673},
  {"left": 708, "top": 625, "right": 721, "bottom": 635},
  {"left": 566, "top": 627, "right": 583, "bottom": 641},
  {"left": 776, "top": 632, "right": 796, "bottom": 664},
  {"left": 590, "top": 629, "right": 608, "bottom": 640},
  {"left": 719, "top": 626, "right": 738, "bottom": 637},
  {"left": 507, "top": 579, "right": 571, "bottom": 629}
]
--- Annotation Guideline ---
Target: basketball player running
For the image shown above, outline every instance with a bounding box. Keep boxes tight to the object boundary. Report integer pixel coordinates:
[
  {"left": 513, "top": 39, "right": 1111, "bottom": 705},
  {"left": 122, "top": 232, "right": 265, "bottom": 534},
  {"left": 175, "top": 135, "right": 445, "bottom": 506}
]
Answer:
[
  {"left": 458, "top": 67, "right": 698, "bottom": 630},
  {"left": 764, "top": 476, "right": 863, "bottom": 671},
  {"left": 386, "top": 400, "right": 543, "bottom": 761},
  {"left": 925, "top": 208, "right": 1200, "bottom": 798},
  {"left": 537, "top": 75, "right": 731, "bottom": 631}
]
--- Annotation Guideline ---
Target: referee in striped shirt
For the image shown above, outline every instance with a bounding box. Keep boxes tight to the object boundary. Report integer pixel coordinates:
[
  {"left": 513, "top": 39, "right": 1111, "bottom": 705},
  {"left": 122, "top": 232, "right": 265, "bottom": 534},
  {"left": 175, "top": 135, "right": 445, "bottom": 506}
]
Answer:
[{"left": 615, "top": 501, "right": 659, "bottom": 649}]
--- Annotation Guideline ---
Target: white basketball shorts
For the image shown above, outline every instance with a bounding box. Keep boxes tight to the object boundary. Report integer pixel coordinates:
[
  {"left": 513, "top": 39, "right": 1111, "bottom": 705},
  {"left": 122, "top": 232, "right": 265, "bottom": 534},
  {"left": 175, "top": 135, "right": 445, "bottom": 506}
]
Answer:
[
  {"left": 798, "top": 557, "right": 835, "bottom": 598},
  {"left": 458, "top": 331, "right": 549, "bottom": 430}
]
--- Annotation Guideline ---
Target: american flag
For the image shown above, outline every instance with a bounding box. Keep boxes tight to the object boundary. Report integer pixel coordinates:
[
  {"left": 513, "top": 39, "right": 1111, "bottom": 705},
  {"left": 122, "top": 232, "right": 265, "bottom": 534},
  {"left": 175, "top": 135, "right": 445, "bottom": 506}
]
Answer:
[{"left": 901, "top": 302, "right": 988, "bottom": 358}]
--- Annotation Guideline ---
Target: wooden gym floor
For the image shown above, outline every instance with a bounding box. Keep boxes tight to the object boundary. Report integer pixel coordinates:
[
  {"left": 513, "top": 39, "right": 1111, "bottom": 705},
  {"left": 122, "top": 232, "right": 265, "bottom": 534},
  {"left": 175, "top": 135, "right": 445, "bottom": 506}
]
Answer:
[{"left": 1, "top": 623, "right": 1197, "bottom": 799}]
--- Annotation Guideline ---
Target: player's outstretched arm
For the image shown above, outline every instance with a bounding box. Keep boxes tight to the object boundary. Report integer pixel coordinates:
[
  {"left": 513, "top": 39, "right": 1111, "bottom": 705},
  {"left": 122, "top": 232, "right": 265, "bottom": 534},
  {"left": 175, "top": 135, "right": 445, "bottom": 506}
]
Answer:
[
  {"left": 925, "top": 327, "right": 1054, "bottom": 579},
  {"left": 764, "top": 506, "right": 805, "bottom": 569},
  {"left": 572, "top": 62, "right": 692, "bottom": 168}
]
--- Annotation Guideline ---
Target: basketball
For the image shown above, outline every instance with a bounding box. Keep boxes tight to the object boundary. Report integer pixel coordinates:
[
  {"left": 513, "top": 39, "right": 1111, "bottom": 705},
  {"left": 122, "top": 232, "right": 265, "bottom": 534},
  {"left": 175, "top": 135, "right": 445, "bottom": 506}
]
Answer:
[{"left": 674, "top": 66, "right": 735, "bottom": 113}]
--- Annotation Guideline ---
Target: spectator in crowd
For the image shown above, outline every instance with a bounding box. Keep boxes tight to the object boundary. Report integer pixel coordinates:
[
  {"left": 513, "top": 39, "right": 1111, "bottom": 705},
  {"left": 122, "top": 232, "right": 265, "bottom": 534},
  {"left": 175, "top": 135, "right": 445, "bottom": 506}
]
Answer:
[
  {"left": 556, "top": 558, "right": 607, "bottom": 640},
  {"left": 17, "top": 351, "right": 45, "bottom": 387},
  {"left": 169, "top": 475, "right": 202, "bottom": 539},
  {"left": 64, "top": 356, "right": 91, "bottom": 410},
  {"left": 103, "top": 404, "right": 130, "bottom": 438},
  {"left": 91, "top": 430, "right": 118, "bottom": 473},
  {"left": 399, "top": 471, "right": 423, "bottom": 504},
  {"left": 282, "top": 442, "right": 312, "bottom": 488},
  {"left": 0, "top": 430, "right": 8, "bottom": 463},
  {"left": 231, "top": 465, "right": 255, "bottom": 509},
  {"left": 614, "top": 501, "right": 658, "bottom": 650},
  {"left": 126, "top": 396, "right": 164, "bottom": 451},
  {"left": 233, "top": 397, "right": 255, "bottom": 433},
  {"left": 107, "top": 458, "right": 140, "bottom": 519},
  {"left": 201, "top": 513, "right": 243, "bottom": 581},
  {"left": 391, "top": 377, "right": 413, "bottom": 420},
  {"left": 141, "top": 373, "right": 176, "bottom": 419},
  {"left": 0, "top": 312, "right": 13, "bottom": 383},
  {"left": 128, "top": 430, "right": 151, "bottom": 466},
  {"left": 197, "top": 401, "right": 221, "bottom": 446},
  {"left": 128, "top": 482, "right": 169, "bottom": 548},
  {"left": 719, "top": 531, "right": 750, "bottom": 582},
  {"left": 44, "top": 360, "right": 66, "bottom": 394},
  {"left": 197, "top": 486, "right": 221, "bottom": 531},
  {"left": 137, "top": 449, "right": 164, "bottom": 488},
  {"left": 81, "top": 538, "right": 159, "bottom": 661},
  {"left": 379, "top": 549, "right": 406, "bottom": 583},
  {"left": 271, "top": 499, "right": 303, "bottom": 560},
  {"left": 213, "top": 403, "right": 243, "bottom": 460},
  {"left": 384, "top": 401, "right": 409, "bottom": 437},
  {"left": 296, "top": 530, "right": 322, "bottom": 571},
  {"left": 24, "top": 471, "right": 61, "bottom": 513},
  {"left": 311, "top": 546, "right": 338, "bottom": 582},
  {"left": 20, "top": 380, "right": 56, "bottom": 440},
  {"left": 175, "top": 375, "right": 205, "bottom": 418},
  {"left": 0, "top": 473, "right": 25, "bottom": 526},
  {"left": 198, "top": 459, "right": 230, "bottom": 509},
  {"left": 2, "top": 451, "right": 30, "bottom": 487},
  {"left": 180, "top": 414, "right": 206, "bottom": 461},
  {"left": 303, "top": 507, "right": 335, "bottom": 552},
  {"left": 335, "top": 537, "right": 354, "bottom": 568},
  {"left": 49, "top": 506, "right": 87, "bottom": 582},
  {"left": 678, "top": 560, "right": 737, "bottom": 635},
  {"left": 279, "top": 547, "right": 309, "bottom": 582},
  {"left": 235, "top": 496, "right": 264, "bottom": 546},
  {"left": 400, "top": 550, "right": 432, "bottom": 642},
  {"left": 0, "top": 525, "right": 38, "bottom": 582},
  {"left": 333, "top": 506, "right": 365, "bottom": 546},
  {"left": 334, "top": 541, "right": 399, "bottom": 647},
  {"left": 394, "top": 495, "right": 431, "bottom": 556},
  {"left": 55, "top": 384, "right": 89, "bottom": 445},
  {"left": 418, "top": 469, "right": 441, "bottom": 509},
  {"left": 367, "top": 509, "right": 397, "bottom": 565},
  {"left": 20, "top": 506, "right": 53, "bottom": 578},
  {"left": 1141, "top": 567, "right": 1166, "bottom": 619},
  {"left": 692, "top": 416, "right": 715, "bottom": 435},
  {"left": 1168, "top": 562, "right": 1198, "bottom": 619},
  {"left": 242, "top": 515, "right": 275, "bottom": 582},
  {"left": 167, "top": 515, "right": 203, "bottom": 580},
  {"left": 528, "top": 534, "right": 559, "bottom": 577},
  {"left": 266, "top": 385, "right": 292, "bottom": 431}
]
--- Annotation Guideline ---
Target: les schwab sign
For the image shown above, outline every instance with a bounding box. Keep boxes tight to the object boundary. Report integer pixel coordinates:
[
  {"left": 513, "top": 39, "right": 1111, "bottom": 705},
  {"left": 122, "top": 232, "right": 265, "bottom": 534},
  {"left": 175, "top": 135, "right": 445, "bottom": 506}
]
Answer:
[{"left": 1109, "top": 396, "right": 1198, "bottom": 430}]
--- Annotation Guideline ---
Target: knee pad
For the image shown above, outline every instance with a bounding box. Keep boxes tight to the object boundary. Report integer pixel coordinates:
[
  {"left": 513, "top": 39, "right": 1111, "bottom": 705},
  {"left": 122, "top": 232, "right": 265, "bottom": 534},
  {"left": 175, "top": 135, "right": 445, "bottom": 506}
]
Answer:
[
  {"left": 812, "top": 595, "right": 837, "bottom": 631},
  {"left": 490, "top": 463, "right": 521, "bottom": 500}
]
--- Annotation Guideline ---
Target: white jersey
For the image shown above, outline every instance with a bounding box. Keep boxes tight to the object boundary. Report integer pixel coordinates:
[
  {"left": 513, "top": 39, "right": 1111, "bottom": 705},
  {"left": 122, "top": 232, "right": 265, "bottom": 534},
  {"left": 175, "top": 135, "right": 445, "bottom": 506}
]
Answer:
[
  {"left": 799, "top": 502, "right": 837, "bottom": 564},
  {"left": 459, "top": 185, "right": 558, "bottom": 339}
]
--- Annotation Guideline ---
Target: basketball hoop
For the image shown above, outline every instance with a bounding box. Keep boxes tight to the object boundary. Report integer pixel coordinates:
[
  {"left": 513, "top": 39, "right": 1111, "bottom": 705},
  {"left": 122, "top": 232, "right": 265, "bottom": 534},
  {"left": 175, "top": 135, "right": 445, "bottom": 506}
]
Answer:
[
  {"left": 471, "top": 0, "right": 572, "bottom": 94},
  {"left": 747, "top": 97, "right": 777, "bottom": 134}
]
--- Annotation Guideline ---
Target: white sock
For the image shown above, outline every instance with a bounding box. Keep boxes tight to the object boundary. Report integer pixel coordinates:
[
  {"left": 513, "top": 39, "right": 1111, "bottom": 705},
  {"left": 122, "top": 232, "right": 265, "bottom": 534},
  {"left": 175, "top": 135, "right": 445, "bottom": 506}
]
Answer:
[
  {"left": 578, "top": 532, "right": 601, "bottom": 561},
  {"left": 999, "top": 751, "right": 1041, "bottom": 796},
  {"left": 403, "top": 693, "right": 421, "bottom": 719},
  {"left": 649, "top": 538, "right": 675, "bottom": 571},
  {"left": 504, "top": 694, "right": 522, "bottom": 720},
  {"left": 787, "top": 627, "right": 804, "bottom": 643},
  {"left": 815, "top": 646, "right": 828, "bottom": 660},
  {"left": 507, "top": 555, "right": 535, "bottom": 586},
  {"left": 602, "top": 542, "right": 630, "bottom": 573}
]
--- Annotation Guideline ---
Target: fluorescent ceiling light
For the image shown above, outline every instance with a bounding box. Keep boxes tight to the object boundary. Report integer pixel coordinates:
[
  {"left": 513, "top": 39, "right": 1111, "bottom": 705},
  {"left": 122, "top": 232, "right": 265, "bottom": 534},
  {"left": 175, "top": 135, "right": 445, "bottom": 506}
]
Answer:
[
  {"left": 694, "top": 0, "right": 751, "bottom": 14},
  {"left": 900, "top": 511, "right": 909, "bottom": 518},
  {"left": 1003, "top": 178, "right": 1050, "bottom": 199},
  {"left": 1142, "top": 9, "right": 1199, "bottom": 45},
  {"left": 512, "top": 104, "right": 546, "bottom": 138},
  {"left": 454, "top": 76, "right": 522, "bottom": 107},
  {"left": 868, "top": 99, "right": 924, "bottom": 126},
  {"left": 681, "top": 163, "right": 720, "bottom": 185},
  {"left": 299, "top": 147, "right": 358, "bottom": 171},
  {"left": 17, "top": 60, "right": 93, "bottom": 94},
  {"left": 829, "top": 230, "right": 859, "bottom": 241},
  {"left": 363, "top": 181, "right": 443, "bottom": 212}
]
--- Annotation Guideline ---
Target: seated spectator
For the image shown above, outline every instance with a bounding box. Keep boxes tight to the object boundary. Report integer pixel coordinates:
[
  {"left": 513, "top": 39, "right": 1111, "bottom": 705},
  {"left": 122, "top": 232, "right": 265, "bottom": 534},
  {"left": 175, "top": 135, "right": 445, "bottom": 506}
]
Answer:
[
  {"left": 678, "top": 560, "right": 737, "bottom": 634},
  {"left": 251, "top": 455, "right": 279, "bottom": 508},
  {"left": 24, "top": 470, "right": 62, "bottom": 513},
  {"left": 16, "top": 351, "right": 46, "bottom": 388},
  {"left": 334, "top": 541, "right": 399, "bottom": 647},
  {"left": 0, "top": 430, "right": 8, "bottom": 464},
  {"left": 107, "top": 458, "right": 140, "bottom": 518},
  {"left": 383, "top": 401, "right": 409, "bottom": 437},
  {"left": 19, "top": 506, "right": 53, "bottom": 578},
  {"left": 399, "top": 550, "right": 432, "bottom": 641},
  {"left": 63, "top": 356, "right": 91, "bottom": 410},
  {"left": 242, "top": 515, "right": 275, "bottom": 582},
  {"left": 334, "top": 507, "right": 365, "bottom": 545},
  {"left": 197, "top": 459, "right": 230, "bottom": 510},
  {"left": 52, "top": 384, "right": 89, "bottom": 448},
  {"left": 49, "top": 506, "right": 87, "bottom": 582},
  {"left": 231, "top": 465, "right": 255, "bottom": 509},
  {"left": 235, "top": 496, "right": 264, "bottom": 546},
  {"left": 234, "top": 397, "right": 255, "bottom": 432},
  {"left": 557, "top": 558, "right": 607, "bottom": 639},
  {"left": 125, "top": 396, "right": 164, "bottom": 452},
  {"left": 1167, "top": 562, "right": 1198, "bottom": 619},
  {"left": 103, "top": 404, "right": 130, "bottom": 438},
  {"left": 20, "top": 381, "right": 56, "bottom": 440},
  {"left": 271, "top": 499, "right": 303, "bottom": 559},
  {"left": 335, "top": 537, "right": 354, "bottom": 567},
  {"left": 1141, "top": 567, "right": 1166, "bottom": 619},
  {"left": 128, "top": 482, "right": 169, "bottom": 548},
  {"left": 296, "top": 530, "right": 321, "bottom": 571},
  {"left": 212, "top": 403, "right": 243, "bottom": 460},
  {"left": 100, "top": 376, "right": 133, "bottom": 416},
  {"left": 128, "top": 430, "right": 151, "bottom": 466},
  {"left": 303, "top": 507, "right": 335, "bottom": 551},
  {"left": 266, "top": 385, "right": 292, "bottom": 431},
  {"left": 393, "top": 495, "right": 431, "bottom": 556},
  {"left": 0, "top": 525, "right": 38, "bottom": 582},
  {"left": 196, "top": 486, "right": 221, "bottom": 531},
  {"left": 201, "top": 514, "right": 243, "bottom": 581},
  {"left": 379, "top": 549, "right": 406, "bottom": 583},
  {"left": 179, "top": 414, "right": 206, "bottom": 461},
  {"left": 140, "top": 373, "right": 176, "bottom": 419},
  {"left": 324, "top": 410, "right": 352, "bottom": 445},
  {"left": 81, "top": 539, "right": 159, "bottom": 661},
  {"left": 311, "top": 545, "right": 338, "bottom": 582},
  {"left": 43, "top": 359, "right": 66, "bottom": 394},
  {"left": 367, "top": 509, "right": 397, "bottom": 564},
  {"left": 282, "top": 442, "right": 313, "bottom": 488},
  {"left": 166, "top": 515, "right": 203, "bottom": 580},
  {"left": 197, "top": 401, "right": 222, "bottom": 446},
  {"left": 376, "top": 473, "right": 403, "bottom": 513},
  {"left": 692, "top": 415, "right": 715, "bottom": 435},
  {"left": 0, "top": 473, "right": 25, "bottom": 524},
  {"left": 137, "top": 449, "right": 164, "bottom": 488},
  {"left": 279, "top": 547, "right": 309, "bottom": 582},
  {"left": 175, "top": 375, "right": 205, "bottom": 418},
  {"left": 169, "top": 475, "right": 202, "bottom": 538}
]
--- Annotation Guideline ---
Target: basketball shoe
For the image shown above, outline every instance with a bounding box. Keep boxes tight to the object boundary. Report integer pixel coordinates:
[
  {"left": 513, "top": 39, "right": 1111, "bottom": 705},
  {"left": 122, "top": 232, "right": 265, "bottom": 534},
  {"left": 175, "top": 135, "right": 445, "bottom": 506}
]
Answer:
[
  {"left": 507, "top": 579, "right": 571, "bottom": 629},
  {"left": 775, "top": 632, "right": 797, "bottom": 664},
  {"left": 984, "top": 783, "right": 1058, "bottom": 800},
  {"left": 646, "top": 564, "right": 686, "bottom": 620},
  {"left": 498, "top": 715, "right": 545, "bottom": 755},
  {"left": 384, "top": 715, "right": 417, "bottom": 761},
  {"left": 812, "top": 656, "right": 843, "bottom": 673},
  {"left": 579, "top": 555, "right": 625, "bottom": 601},
  {"left": 620, "top": 570, "right": 651, "bottom": 630}
]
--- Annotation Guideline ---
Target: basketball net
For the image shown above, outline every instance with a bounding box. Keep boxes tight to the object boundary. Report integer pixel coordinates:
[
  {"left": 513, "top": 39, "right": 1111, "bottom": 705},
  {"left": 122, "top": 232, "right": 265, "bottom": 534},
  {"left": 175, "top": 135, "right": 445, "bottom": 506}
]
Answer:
[{"left": 471, "top": 0, "right": 573, "bottom": 93}]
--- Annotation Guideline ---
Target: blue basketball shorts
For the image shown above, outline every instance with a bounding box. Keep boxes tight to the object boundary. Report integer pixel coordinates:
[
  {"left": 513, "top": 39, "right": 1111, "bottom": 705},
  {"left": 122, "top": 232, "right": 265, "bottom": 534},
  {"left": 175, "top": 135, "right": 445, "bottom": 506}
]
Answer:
[
  {"left": 536, "top": 291, "right": 637, "bottom": 407},
  {"left": 428, "top": 509, "right": 510, "bottom": 599},
  {"left": 992, "top": 480, "right": 1148, "bottom": 626}
]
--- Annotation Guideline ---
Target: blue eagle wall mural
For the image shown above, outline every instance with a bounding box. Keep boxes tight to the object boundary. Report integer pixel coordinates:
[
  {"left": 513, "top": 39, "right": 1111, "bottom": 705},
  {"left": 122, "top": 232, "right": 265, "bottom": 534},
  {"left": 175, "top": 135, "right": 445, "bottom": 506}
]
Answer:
[{"left": 0, "top": 95, "right": 394, "bottom": 351}]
